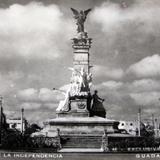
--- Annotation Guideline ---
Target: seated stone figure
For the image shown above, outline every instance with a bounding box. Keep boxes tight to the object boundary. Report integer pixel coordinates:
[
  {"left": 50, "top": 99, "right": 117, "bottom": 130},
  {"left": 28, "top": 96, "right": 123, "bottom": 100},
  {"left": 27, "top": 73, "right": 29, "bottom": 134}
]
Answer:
[{"left": 56, "top": 67, "right": 93, "bottom": 112}]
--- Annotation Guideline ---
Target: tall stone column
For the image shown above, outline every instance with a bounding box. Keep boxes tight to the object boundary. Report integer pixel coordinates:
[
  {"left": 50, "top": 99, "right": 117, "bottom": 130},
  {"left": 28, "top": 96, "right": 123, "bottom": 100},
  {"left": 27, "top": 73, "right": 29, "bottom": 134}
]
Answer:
[
  {"left": 56, "top": 9, "right": 93, "bottom": 115},
  {"left": 69, "top": 32, "right": 93, "bottom": 97},
  {"left": 72, "top": 32, "right": 92, "bottom": 75}
]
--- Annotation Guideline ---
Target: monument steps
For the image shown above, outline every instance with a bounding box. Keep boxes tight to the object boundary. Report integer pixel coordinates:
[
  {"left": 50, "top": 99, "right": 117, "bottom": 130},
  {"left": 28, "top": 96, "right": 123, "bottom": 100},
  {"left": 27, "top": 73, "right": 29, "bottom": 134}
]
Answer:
[
  {"left": 61, "top": 135, "right": 102, "bottom": 148},
  {"left": 58, "top": 148, "right": 102, "bottom": 152}
]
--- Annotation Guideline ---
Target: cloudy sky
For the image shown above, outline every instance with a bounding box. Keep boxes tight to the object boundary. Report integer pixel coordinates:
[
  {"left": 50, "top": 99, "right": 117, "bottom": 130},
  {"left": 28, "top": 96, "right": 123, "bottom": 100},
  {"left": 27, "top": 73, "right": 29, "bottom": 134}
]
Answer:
[{"left": 1, "top": 0, "right": 160, "bottom": 124}]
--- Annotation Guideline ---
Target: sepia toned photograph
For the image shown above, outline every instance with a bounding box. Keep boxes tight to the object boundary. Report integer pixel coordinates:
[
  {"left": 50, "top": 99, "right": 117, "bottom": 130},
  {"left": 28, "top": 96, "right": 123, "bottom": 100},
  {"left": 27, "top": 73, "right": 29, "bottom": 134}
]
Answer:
[{"left": 0, "top": 0, "right": 160, "bottom": 159}]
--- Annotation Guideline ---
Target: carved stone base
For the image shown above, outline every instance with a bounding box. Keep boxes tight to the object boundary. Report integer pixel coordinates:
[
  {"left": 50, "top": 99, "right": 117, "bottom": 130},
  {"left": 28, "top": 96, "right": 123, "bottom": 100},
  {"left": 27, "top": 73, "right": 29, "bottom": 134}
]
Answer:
[
  {"left": 43, "top": 117, "right": 119, "bottom": 136},
  {"left": 57, "top": 112, "right": 89, "bottom": 118},
  {"left": 56, "top": 98, "right": 89, "bottom": 117},
  {"left": 70, "top": 99, "right": 88, "bottom": 112}
]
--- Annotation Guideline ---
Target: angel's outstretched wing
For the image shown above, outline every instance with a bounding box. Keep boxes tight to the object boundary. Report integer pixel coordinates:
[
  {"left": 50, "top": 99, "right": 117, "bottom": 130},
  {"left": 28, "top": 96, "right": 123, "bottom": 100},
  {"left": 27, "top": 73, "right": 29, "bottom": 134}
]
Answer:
[
  {"left": 70, "top": 8, "right": 79, "bottom": 16},
  {"left": 68, "top": 67, "right": 81, "bottom": 75},
  {"left": 84, "top": 8, "right": 92, "bottom": 16}
]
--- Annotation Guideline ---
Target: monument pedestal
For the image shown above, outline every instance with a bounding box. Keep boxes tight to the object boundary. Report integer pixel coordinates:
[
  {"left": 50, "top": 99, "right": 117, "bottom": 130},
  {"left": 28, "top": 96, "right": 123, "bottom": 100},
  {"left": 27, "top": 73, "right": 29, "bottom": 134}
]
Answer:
[
  {"left": 44, "top": 117, "right": 119, "bottom": 135},
  {"left": 43, "top": 117, "right": 119, "bottom": 148},
  {"left": 57, "top": 112, "right": 89, "bottom": 118},
  {"left": 40, "top": 9, "right": 120, "bottom": 149},
  {"left": 57, "top": 99, "right": 89, "bottom": 117}
]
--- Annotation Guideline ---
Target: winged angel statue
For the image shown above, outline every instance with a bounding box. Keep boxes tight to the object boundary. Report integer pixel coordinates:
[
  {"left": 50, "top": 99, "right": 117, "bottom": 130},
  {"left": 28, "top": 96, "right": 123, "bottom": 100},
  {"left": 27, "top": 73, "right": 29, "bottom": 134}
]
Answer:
[{"left": 71, "top": 8, "right": 91, "bottom": 33}]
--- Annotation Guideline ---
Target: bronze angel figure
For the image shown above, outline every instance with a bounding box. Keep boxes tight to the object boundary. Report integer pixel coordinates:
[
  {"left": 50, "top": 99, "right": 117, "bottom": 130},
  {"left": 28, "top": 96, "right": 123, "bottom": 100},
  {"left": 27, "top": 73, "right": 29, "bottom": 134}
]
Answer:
[{"left": 71, "top": 8, "right": 92, "bottom": 33}]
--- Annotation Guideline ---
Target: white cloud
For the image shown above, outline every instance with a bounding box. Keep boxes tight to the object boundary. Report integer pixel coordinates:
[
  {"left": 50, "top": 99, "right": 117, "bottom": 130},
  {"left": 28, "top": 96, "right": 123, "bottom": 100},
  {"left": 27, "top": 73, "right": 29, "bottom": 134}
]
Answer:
[
  {"left": 17, "top": 88, "right": 38, "bottom": 101},
  {"left": 94, "top": 81, "right": 123, "bottom": 90},
  {"left": 90, "top": 0, "right": 160, "bottom": 34},
  {"left": 90, "top": 2, "right": 123, "bottom": 32},
  {"left": 93, "top": 65, "right": 124, "bottom": 79},
  {"left": 39, "top": 88, "right": 64, "bottom": 102},
  {"left": 0, "top": 2, "right": 74, "bottom": 60},
  {"left": 5, "top": 110, "right": 16, "bottom": 117},
  {"left": 17, "top": 87, "right": 63, "bottom": 103},
  {"left": 143, "top": 108, "right": 159, "bottom": 115},
  {"left": 130, "top": 91, "right": 160, "bottom": 106},
  {"left": 15, "top": 87, "right": 66, "bottom": 111},
  {"left": 127, "top": 54, "right": 160, "bottom": 77},
  {"left": 43, "top": 103, "right": 58, "bottom": 109},
  {"left": 102, "top": 81, "right": 123, "bottom": 90},
  {"left": 21, "top": 102, "right": 41, "bottom": 110},
  {"left": 93, "top": 78, "right": 160, "bottom": 94},
  {"left": 0, "top": 71, "right": 23, "bottom": 94},
  {"left": 128, "top": 79, "right": 160, "bottom": 93},
  {"left": 39, "top": 88, "right": 55, "bottom": 102}
]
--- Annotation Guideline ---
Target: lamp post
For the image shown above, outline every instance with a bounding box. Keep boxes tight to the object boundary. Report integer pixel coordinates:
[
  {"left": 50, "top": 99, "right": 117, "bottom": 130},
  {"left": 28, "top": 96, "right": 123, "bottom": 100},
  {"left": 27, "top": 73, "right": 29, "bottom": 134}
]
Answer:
[
  {"left": 155, "top": 118, "right": 158, "bottom": 137},
  {"left": 0, "top": 96, "right": 2, "bottom": 145},
  {"left": 21, "top": 108, "right": 24, "bottom": 135},
  {"left": 138, "top": 108, "right": 141, "bottom": 136},
  {"left": 152, "top": 114, "right": 155, "bottom": 129}
]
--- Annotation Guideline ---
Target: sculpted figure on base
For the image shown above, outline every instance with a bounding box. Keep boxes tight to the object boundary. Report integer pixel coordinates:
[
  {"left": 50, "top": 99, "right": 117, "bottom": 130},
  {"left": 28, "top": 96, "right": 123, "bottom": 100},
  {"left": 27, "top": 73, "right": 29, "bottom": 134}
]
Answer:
[
  {"left": 71, "top": 8, "right": 91, "bottom": 33},
  {"left": 55, "top": 87, "right": 71, "bottom": 112},
  {"left": 69, "top": 67, "right": 92, "bottom": 96}
]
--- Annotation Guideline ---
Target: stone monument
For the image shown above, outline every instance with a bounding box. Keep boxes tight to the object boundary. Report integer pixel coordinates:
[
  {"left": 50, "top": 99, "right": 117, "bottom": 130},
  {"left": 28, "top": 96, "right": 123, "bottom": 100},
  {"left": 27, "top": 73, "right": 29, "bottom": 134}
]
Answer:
[
  {"left": 41, "top": 8, "right": 119, "bottom": 149},
  {"left": 56, "top": 8, "right": 92, "bottom": 117}
]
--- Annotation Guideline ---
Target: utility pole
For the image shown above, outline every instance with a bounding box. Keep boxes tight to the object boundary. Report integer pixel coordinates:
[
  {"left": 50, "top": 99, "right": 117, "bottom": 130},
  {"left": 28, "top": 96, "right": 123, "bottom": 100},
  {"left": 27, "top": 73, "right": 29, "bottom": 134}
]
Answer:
[
  {"left": 155, "top": 118, "right": 158, "bottom": 137},
  {"left": 138, "top": 108, "right": 141, "bottom": 136},
  {"left": 21, "top": 108, "right": 24, "bottom": 135},
  {"left": 152, "top": 114, "right": 155, "bottom": 129}
]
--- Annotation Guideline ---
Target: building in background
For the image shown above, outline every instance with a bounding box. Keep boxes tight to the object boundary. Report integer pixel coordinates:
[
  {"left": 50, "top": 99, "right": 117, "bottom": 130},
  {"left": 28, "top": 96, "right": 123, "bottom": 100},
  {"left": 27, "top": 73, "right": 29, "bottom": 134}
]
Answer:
[
  {"left": 7, "top": 117, "right": 29, "bottom": 133},
  {"left": 118, "top": 121, "right": 138, "bottom": 136}
]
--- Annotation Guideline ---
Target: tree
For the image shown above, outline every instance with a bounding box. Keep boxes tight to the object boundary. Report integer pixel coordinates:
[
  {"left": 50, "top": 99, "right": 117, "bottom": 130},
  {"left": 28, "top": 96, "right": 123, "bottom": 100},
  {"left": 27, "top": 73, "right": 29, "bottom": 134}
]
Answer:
[{"left": 25, "top": 123, "right": 42, "bottom": 136}]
